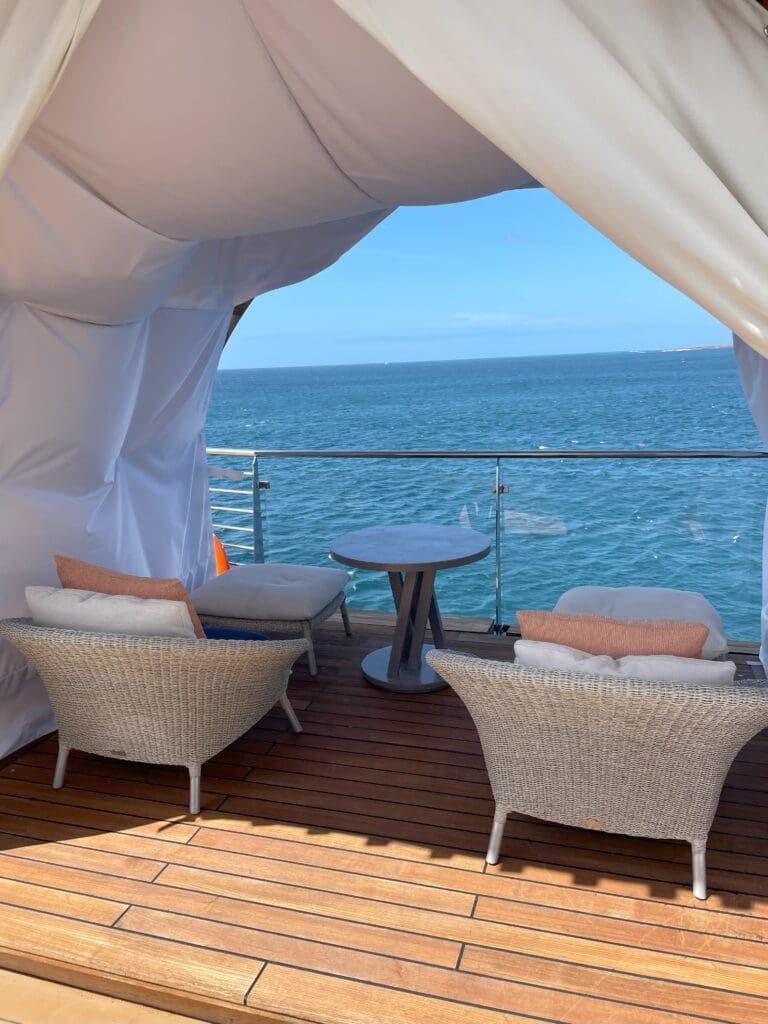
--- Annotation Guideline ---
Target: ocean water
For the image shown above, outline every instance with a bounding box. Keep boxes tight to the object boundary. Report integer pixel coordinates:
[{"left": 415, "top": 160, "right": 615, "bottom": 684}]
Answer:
[{"left": 206, "top": 348, "right": 766, "bottom": 640}]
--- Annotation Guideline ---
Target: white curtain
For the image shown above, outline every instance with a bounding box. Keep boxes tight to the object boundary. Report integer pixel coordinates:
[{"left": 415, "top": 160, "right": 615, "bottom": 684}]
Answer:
[
  {"left": 0, "top": 0, "right": 100, "bottom": 179},
  {"left": 734, "top": 336, "right": 768, "bottom": 667},
  {"left": 335, "top": 0, "right": 768, "bottom": 359},
  {"left": 0, "top": 133, "right": 387, "bottom": 757}
]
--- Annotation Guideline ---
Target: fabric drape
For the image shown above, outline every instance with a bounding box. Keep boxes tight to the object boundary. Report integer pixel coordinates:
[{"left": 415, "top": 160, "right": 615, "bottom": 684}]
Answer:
[
  {"left": 334, "top": 0, "right": 768, "bottom": 359},
  {"left": 734, "top": 337, "right": 768, "bottom": 668},
  {"left": 0, "top": 0, "right": 100, "bottom": 179},
  {"left": 0, "top": 132, "right": 387, "bottom": 757}
]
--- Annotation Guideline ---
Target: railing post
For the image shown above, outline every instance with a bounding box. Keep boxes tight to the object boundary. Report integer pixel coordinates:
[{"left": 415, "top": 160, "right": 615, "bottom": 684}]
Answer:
[
  {"left": 252, "top": 455, "right": 265, "bottom": 563},
  {"left": 494, "top": 457, "right": 503, "bottom": 634}
]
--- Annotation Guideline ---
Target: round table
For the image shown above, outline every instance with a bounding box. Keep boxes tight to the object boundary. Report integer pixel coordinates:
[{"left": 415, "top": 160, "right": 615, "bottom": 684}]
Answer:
[{"left": 330, "top": 523, "right": 491, "bottom": 693}]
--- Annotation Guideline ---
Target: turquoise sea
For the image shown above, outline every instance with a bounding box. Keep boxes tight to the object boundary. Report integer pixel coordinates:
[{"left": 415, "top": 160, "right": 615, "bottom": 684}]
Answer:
[{"left": 206, "top": 348, "right": 766, "bottom": 641}]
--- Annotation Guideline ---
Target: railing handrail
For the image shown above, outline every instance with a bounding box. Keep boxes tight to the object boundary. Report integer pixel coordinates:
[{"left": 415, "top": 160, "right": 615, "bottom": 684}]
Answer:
[
  {"left": 206, "top": 445, "right": 766, "bottom": 637},
  {"left": 207, "top": 447, "right": 768, "bottom": 460}
]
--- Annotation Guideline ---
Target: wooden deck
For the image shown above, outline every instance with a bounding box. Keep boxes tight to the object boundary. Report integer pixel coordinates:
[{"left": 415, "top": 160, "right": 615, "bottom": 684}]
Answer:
[{"left": 1, "top": 611, "right": 768, "bottom": 1024}]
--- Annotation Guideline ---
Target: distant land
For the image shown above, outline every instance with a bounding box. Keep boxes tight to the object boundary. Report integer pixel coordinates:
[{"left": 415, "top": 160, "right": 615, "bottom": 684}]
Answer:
[{"left": 656, "top": 343, "right": 732, "bottom": 353}]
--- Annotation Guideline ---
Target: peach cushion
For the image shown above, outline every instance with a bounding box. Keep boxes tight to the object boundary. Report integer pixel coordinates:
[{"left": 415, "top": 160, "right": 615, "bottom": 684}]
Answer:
[
  {"left": 516, "top": 610, "right": 708, "bottom": 659},
  {"left": 55, "top": 555, "right": 205, "bottom": 638}
]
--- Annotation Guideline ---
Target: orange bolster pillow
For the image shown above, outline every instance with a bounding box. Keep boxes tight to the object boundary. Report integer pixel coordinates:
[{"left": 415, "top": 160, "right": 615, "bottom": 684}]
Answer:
[
  {"left": 516, "top": 610, "right": 708, "bottom": 660},
  {"left": 55, "top": 554, "right": 205, "bottom": 639}
]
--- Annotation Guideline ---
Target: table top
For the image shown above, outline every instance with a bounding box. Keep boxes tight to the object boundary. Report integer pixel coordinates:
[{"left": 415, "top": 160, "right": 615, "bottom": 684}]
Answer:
[{"left": 330, "top": 523, "right": 491, "bottom": 572}]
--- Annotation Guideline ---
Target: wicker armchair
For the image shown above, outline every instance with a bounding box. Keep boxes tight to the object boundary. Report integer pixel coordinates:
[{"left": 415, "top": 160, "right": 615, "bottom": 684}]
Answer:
[
  {"left": 0, "top": 619, "right": 307, "bottom": 814},
  {"left": 427, "top": 649, "right": 768, "bottom": 900}
]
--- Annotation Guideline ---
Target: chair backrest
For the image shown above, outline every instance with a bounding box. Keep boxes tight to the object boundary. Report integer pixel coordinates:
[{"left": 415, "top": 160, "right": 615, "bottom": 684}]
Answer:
[
  {"left": 428, "top": 649, "right": 768, "bottom": 845},
  {"left": 0, "top": 618, "right": 307, "bottom": 763}
]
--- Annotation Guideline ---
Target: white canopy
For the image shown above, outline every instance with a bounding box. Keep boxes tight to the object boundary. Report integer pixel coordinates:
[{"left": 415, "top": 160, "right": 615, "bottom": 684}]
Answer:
[{"left": 1, "top": 0, "right": 767, "bottom": 755}]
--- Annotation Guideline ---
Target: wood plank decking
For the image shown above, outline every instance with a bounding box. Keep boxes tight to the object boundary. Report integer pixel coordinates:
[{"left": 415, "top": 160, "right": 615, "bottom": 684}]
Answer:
[{"left": 0, "top": 611, "right": 768, "bottom": 1024}]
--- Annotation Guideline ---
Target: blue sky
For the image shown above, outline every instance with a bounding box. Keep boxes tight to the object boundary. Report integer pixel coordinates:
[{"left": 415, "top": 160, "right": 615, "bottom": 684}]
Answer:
[{"left": 221, "top": 188, "right": 729, "bottom": 369}]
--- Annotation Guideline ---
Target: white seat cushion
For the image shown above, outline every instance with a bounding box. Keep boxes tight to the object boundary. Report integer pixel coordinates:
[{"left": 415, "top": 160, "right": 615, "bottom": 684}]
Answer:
[
  {"left": 191, "top": 563, "right": 350, "bottom": 621},
  {"left": 553, "top": 586, "right": 728, "bottom": 660},
  {"left": 26, "top": 586, "right": 197, "bottom": 639},
  {"left": 514, "top": 639, "right": 737, "bottom": 687}
]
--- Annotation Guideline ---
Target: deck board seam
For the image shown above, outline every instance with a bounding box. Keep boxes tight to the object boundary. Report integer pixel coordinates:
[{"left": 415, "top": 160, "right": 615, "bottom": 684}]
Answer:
[
  {"left": 4, "top": 770, "right": 495, "bottom": 814},
  {"left": 24, "top": 891, "right": 468, "bottom": 962},
  {"left": 97, "top": 896, "right": 768, "bottom": 975},
  {"left": 0, "top": 835, "right": 483, "bottom": 900},
  {"left": 0, "top": 843, "right": 168, "bottom": 882},
  {"left": 242, "top": 957, "right": 747, "bottom": 1024},
  {"left": 458, "top": 948, "right": 768, "bottom": 1017},
  {"left": 6, "top": 847, "right": 768, "bottom": 951},
  {"left": 7, "top": 870, "right": 768, "bottom": 979},
  {"left": 250, "top": 758, "right": 491, "bottom": 786},
  {"left": 123, "top": 863, "right": 477, "bottom": 919},
  {"left": 195, "top": 807, "right": 768, "bottom": 881},
  {"left": 6, "top": 779, "right": 768, "bottom": 864},
  {"left": 243, "top": 960, "right": 268, "bottom": 1007},
  {"left": 3, "top": 797, "right": 768, "bottom": 902},
  {"left": 110, "top": 904, "right": 132, "bottom": 928},
  {"left": 236, "top": 731, "right": 485, "bottom": 757},
  {"left": 0, "top": 801, "right": 197, "bottom": 839},
  {"left": 0, "top": 824, "right": 484, "bottom": 882},
  {"left": 6, "top": 822, "right": 768, "bottom": 928},
  {"left": 149, "top": 859, "right": 169, "bottom": 882},
  {"left": 114, "top": 910, "right": 460, "bottom": 970},
  {"left": 1, "top": 930, "right": 764, "bottom": 1024},
  {"left": 0, "top": 944, "right": 252, "bottom": 1021},
  {"left": 223, "top": 742, "right": 484, "bottom": 768}
]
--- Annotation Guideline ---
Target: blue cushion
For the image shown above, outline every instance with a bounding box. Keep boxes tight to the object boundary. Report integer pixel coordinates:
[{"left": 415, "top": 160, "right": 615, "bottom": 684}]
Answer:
[{"left": 203, "top": 626, "right": 270, "bottom": 641}]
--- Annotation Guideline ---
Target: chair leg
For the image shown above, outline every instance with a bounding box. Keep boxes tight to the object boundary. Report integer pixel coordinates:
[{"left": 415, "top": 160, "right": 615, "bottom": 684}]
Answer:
[
  {"left": 340, "top": 598, "right": 352, "bottom": 636},
  {"left": 691, "top": 839, "right": 707, "bottom": 900},
  {"left": 302, "top": 622, "right": 318, "bottom": 676},
  {"left": 280, "top": 693, "right": 303, "bottom": 733},
  {"left": 188, "top": 765, "right": 201, "bottom": 815},
  {"left": 52, "top": 745, "right": 69, "bottom": 789},
  {"left": 486, "top": 807, "right": 508, "bottom": 865}
]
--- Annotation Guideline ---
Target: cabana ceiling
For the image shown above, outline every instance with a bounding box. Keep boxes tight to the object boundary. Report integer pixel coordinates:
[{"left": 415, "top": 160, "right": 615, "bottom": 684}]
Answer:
[{"left": 31, "top": 0, "right": 532, "bottom": 240}]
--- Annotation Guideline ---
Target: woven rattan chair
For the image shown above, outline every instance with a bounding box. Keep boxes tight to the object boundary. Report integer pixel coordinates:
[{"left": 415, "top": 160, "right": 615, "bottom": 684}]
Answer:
[
  {"left": 0, "top": 619, "right": 307, "bottom": 814},
  {"left": 428, "top": 649, "right": 768, "bottom": 900}
]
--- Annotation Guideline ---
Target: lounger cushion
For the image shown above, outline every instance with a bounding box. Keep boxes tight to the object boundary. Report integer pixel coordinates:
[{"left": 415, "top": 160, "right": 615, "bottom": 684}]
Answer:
[
  {"left": 554, "top": 586, "right": 727, "bottom": 659},
  {"left": 514, "top": 639, "right": 737, "bottom": 687},
  {"left": 192, "top": 563, "right": 350, "bottom": 621},
  {"left": 26, "top": 586, "right": 198, "bottom": 639},
  {"left": 55, "top": 554, "right": 205, "bottom": 638}
]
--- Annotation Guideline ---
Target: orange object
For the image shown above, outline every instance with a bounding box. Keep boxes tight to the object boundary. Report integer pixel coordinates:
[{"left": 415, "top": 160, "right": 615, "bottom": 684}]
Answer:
[
  {"left": 516, "top": 610, "right": 708, "bottom": 660},
  {"left": 213, "top": 534, "right": 230, "bottom": 575}
]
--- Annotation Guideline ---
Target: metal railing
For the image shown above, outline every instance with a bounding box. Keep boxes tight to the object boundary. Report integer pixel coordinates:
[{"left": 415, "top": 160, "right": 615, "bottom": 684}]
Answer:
[
  {"left": 206, "top": 447, "right": 768, "bottom": 636},
  {"left": 207, "top": 458, "right": 269, "bottom": 563}
]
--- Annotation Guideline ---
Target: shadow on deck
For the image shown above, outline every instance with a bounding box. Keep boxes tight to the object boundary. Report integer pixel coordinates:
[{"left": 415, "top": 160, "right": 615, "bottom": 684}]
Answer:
[{"left": 0, "top": 609, "right": 767, "bottom": 1023}]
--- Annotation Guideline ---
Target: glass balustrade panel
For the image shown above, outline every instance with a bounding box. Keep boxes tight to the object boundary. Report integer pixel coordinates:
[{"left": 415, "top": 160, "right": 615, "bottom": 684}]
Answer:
[
  {"left": 498, "top": 456, "right": 764, "bottom": 642},
  {"left": 256, "top": 456, "right": 498, "bottom": 622}
]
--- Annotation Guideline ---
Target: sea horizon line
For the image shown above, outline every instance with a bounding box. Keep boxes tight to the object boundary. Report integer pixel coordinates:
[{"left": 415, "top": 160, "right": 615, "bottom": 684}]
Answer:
[{"left": 217, "top": 342, "right": 733, "bottom": 373}]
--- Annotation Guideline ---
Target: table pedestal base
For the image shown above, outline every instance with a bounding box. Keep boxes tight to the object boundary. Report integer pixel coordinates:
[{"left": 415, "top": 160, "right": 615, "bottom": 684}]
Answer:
[
  {"left": 330, "top": 525, "right": 491, "bottom": 696},
  {"left": 361, "top": 644, "right": 446, "bottom": 693}
]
